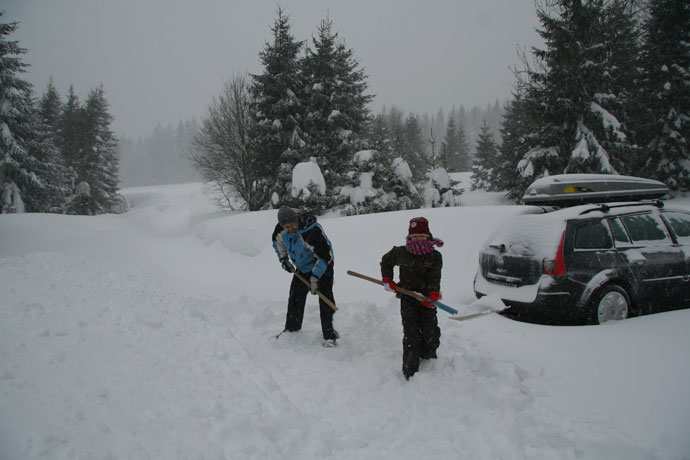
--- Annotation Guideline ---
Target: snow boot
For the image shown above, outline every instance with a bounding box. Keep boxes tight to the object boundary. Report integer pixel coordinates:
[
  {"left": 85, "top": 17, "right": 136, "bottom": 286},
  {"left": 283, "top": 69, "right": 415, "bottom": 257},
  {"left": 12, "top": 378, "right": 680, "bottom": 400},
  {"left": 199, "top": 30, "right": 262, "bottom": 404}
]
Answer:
[{"left": 322, "top": 330, "right": 339, "bottom": 347}]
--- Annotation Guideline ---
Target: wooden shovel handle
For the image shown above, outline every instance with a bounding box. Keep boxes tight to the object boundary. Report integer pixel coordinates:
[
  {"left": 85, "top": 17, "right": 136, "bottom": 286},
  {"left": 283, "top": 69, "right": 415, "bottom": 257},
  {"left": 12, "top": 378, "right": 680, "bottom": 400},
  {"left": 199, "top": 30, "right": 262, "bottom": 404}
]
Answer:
[
  {"left": 346, "top": 270, "right": 427, "bottom": 302},
  {"left": 292, "top": 270, "right": 339, "bottom": 311}
]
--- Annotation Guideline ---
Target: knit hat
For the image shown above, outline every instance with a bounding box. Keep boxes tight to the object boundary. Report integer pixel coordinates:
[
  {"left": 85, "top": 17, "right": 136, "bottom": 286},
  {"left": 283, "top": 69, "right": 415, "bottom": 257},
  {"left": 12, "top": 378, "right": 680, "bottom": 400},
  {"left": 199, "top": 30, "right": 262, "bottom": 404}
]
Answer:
[
  {"left": 277, "top": 207, "right": 298, "bottom": 226},
  {"left": 408, "top": 217, "right": 431, "bottom": 238}
]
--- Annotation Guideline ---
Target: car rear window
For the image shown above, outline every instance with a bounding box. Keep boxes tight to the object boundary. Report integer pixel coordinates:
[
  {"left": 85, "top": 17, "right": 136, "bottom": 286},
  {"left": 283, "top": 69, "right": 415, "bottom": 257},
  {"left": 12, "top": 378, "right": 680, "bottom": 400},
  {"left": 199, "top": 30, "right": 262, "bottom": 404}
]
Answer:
[{"left": 621, "top": 213, "right": 671, "bottom": 244}]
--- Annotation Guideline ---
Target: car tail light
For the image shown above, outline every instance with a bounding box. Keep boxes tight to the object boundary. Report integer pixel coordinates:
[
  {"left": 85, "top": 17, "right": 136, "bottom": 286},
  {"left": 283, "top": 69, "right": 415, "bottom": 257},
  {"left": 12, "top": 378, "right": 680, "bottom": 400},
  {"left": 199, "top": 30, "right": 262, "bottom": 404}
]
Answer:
[{"left": 543, "top": 231, "right": 566, "bottom": 276}]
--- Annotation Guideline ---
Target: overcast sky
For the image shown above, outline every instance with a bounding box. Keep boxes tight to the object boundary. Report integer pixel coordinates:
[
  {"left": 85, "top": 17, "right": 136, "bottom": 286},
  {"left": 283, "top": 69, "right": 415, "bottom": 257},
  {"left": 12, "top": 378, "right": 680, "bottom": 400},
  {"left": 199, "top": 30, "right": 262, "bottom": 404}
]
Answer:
[{"left": 4, "top": 0, "right": 543, "bottom": 139}]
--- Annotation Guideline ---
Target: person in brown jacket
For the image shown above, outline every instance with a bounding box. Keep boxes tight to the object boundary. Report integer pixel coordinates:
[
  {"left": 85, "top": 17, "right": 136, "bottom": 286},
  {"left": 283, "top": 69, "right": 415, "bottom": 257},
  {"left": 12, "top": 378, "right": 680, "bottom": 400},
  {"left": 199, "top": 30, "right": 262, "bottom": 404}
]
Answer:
[{"left": 380, "top": 217, "right": 443, "bottom": 380}]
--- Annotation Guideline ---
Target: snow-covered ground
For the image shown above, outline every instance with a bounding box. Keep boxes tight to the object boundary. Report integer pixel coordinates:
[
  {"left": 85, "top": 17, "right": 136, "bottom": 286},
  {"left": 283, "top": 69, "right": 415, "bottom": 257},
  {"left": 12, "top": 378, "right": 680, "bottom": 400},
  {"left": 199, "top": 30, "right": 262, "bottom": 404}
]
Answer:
[{"left": 1, "top": 174, "right": 689, "bottom": 460}]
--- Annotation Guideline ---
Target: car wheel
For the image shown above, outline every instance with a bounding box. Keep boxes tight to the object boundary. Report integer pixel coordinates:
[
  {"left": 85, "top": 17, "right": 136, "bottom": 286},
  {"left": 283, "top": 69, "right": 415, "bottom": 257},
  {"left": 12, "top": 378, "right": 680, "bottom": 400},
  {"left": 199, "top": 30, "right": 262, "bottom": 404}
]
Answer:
[{"left": 587, "top": 284, "right": 630, "bottom": 325}]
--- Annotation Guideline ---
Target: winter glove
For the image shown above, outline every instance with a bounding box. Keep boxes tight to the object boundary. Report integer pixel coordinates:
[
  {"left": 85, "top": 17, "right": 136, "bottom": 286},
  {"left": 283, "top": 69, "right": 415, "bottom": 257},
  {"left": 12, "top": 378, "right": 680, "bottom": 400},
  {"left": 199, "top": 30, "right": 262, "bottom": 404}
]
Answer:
[
  {"left": 280, "top": 257, "right": 294, "bottom": 274},
  {"left": 310, "top": 276, "right": 319, "bottom": 295},
  {"left": 421, "top": 291, "right": 440, "bottom": 308},
  {"left": 382, "top": 277, "right": 397, "bottom": 293}
]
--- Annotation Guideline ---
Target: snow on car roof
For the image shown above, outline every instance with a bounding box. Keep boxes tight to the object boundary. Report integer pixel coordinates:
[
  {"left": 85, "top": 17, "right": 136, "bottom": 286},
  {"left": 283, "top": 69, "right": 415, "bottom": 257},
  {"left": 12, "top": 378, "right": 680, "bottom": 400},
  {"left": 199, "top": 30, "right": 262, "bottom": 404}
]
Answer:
[{"left": 482, "top": 201, "right": 668, "bottom": 258}]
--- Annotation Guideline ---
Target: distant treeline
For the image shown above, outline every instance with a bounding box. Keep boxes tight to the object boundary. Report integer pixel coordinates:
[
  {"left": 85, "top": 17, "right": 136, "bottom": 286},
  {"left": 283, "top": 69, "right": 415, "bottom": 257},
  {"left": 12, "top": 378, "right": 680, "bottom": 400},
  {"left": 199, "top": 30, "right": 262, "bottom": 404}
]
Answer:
[{"left": 117, "top": 102, "right": 504, "bottom": 188}]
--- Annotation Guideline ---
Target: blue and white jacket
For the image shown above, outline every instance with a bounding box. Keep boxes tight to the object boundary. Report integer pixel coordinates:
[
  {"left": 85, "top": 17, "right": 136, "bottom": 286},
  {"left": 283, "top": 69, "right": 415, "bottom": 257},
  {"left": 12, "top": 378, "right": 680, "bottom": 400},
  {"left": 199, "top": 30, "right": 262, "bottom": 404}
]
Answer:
[{"left": 272, "top": 213, "right": 334, "bottom": 279}]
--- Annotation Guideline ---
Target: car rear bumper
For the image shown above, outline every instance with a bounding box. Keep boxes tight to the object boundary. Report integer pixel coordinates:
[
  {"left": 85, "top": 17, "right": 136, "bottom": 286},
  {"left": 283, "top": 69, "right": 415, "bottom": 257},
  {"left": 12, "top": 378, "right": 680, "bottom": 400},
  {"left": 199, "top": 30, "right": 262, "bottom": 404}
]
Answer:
[{"left": 474, "top": 272, "right": 586, "bottom": 324}]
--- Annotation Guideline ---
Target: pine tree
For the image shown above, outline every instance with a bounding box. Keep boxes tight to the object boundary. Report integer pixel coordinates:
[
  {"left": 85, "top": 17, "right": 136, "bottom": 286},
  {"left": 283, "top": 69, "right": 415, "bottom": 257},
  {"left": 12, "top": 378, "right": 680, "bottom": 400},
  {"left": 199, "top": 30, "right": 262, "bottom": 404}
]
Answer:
[
  {"left": 301, "top": 16, "right": 372, "bottom": 208},
  {"left": 0, "top": 15, "right": 68, "bottom": 213},
  {"left": 518, "top": 0, "right": 639, "bottom": 188},
  {"left": 364, "top": 113, "right": 393, "bottom": 156},
  {"left": 432, "top": 108, "right": 446, "bottom": 154},
  {"left": 637, "top": 0, "right": 690, "bottom": 190},
  {"left": 65, "top": 85, "right": 120, "bottom": 215},
  {"left": 494, "top": 89, "right": 533, "bottom": 200},
  {"left": 387, "top": 106, "right": 406, "bottom": 163},
  {"left": 471, "top": 121, "right": 500, "bottom": 190},
  {"left": 594, "top": 0, "right": 642, "bottom": 173},
  {"left": 0, "top": 17, "right": 32, "bottom": 212},
  {"left": 440, "top": 116, "right": 471, "bottom": 172},
  {"left": 381, "top": 106, "right": 436, "bottom": 176},
  {"left": 86, "top": 85, "right": 120, "bottom": 213},
  {"left": 400, "top": 114, "right": 427, "bottom": 180},
  {"left": 356, "top": 111, "right": 430, "bottom": 213},
  {"left": 39, "top": 78, "right": 62, "bottom": 138},
  {"left": 38, "top": 79, "right": 73, "bottom": 205},
  {"left": 341, "top": 148, "right": 422, "bottom": 215},
  {"left": 423, "top": 167, "right": 460, "bottom": 207},
  {"left": 250, "top": 7, "right": 305, "bottom": 208},
  {"left": 58, "top": 86, "right": 87, "bottom": 174},
  {"left": 439, "top": 117, "right": 457, "bottom": 170}
]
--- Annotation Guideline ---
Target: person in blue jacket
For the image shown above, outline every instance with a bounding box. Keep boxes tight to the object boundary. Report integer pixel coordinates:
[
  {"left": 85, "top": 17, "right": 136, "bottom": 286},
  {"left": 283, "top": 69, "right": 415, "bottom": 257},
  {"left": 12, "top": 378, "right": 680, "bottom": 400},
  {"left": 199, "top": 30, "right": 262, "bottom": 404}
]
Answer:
[{"left": 272, "top": 207, "right": 339, "bottom": 346}]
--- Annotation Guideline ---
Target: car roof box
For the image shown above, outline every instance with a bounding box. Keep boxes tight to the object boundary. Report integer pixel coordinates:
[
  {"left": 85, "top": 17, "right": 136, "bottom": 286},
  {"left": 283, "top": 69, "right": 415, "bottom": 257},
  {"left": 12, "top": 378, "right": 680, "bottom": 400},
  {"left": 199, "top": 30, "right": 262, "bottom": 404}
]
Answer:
[{"left": 522, "top": 174, "right": 669, "bottom": 206}]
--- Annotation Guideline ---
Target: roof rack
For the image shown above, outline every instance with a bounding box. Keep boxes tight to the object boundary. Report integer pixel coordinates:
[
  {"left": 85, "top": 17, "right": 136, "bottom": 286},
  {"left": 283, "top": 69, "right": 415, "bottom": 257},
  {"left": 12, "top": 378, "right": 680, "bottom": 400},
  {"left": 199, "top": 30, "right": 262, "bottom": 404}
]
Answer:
[{"left": 578, "top": 200, "right": 664, "bottom": 215}]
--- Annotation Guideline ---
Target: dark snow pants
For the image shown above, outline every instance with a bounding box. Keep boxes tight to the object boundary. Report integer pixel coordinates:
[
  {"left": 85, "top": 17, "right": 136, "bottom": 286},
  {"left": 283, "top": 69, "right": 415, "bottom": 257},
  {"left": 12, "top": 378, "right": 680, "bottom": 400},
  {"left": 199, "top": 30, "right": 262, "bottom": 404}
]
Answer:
[
  {"left": 400, "top": 296, "right": 441, "bottom": 379},
  {"left": 285, "top": 266, "right": 337, "bottom": 340}
]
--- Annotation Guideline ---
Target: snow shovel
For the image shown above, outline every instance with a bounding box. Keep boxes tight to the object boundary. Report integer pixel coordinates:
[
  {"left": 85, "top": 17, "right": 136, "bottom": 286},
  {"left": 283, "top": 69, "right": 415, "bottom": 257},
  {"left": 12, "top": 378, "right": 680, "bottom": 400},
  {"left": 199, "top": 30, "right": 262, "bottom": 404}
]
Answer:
[
  {"left": 291, "top": 268, "right": 339, "bottom": 311},
  {"left": 346, "top": 270, "right": 460, "bottom": 316},
  {"left": 347, "top": 270, "right": 509, "bottom": 321}
]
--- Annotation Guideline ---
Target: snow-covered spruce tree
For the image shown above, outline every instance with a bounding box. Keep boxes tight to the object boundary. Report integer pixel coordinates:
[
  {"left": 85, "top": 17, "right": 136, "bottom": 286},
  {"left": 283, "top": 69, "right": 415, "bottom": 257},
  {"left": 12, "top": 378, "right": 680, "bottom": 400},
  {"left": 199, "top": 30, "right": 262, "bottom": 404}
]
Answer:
[
  {"left": 438, "top": 117, "right": 454, "bottom": 170},
  {"left": 517, "top": 0, "right": 640, "bottom": 188},
  {"left": 364, "top": 112, "right": 393, "bottom": 156},
  {"left": 471, "top": 121, "right": 500, "bottom": 191},
  {"left": 386, "top": 107, "right": 406, "bottom": 164},
  {"left": 352, "top": 114, "right": 423, "bottom": 212},
  {"left": 38, "top": 80, "right": 74, "bottom": 202},
  {"left": 64, "top": 85, "right": 120, "bottom": 215},
  {"left": 0, "top": 17, "right": 32, "bottom": 213},
  {"left": 440, "top": 115, "right": 471, "bottom": 172},
  {"left": 282, "top": 158, "right": 331, "bottom": 215},
  {"left": 0, "top": 16, "right": 69, "bottom": 213},
  {"left": 398, "top": 114, "right": 428, "bottom": 181},
  {"left": 58, "top": 86, "right": 87, "bottom": 175},
  {"left": 637, "top": 0, "right": 690, "bottom": 190},
  {"left": 250, "top": 7, "right": 306, "bottom": 209},
  {"left": 436, "top": 115, "right": 457, "bottom": 169},
  {"left": 340, "top": 149, "right": 422, "bottom": 215},
  {"left": 192, "top": 74, "right": 262, "bottom": 210},
  {"left": 380, "top": 107, "right": 427, "bottom": 181},
  {"left": 88, "top": 85, "right": 120, "bottom": 213},
  {"left": 301, "top": 16, "right": 372, "bottom": 208},
  {"left": 431, "top": 109, "right": 446, "bottom": 157},
  {"left": 39, "top": 78, "right": 62, "bottom": 139},
  {"left": 423, "top": 167, "right": 460, "bottom": 208},
  {"left": 592, "top": 0, "right": 643, "bottom": 173},
  {"left": 494, "top": 88, "right": 533, "bottom": 200}
]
